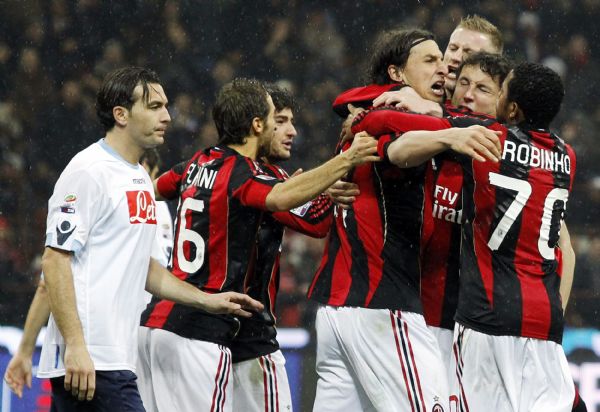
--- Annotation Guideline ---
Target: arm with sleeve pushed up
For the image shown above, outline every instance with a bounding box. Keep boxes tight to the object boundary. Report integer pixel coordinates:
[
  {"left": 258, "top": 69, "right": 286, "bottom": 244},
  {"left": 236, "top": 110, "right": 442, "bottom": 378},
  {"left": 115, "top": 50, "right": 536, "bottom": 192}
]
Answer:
[{"left": 272, "top": 193, "right": 334, "bottom": 238}]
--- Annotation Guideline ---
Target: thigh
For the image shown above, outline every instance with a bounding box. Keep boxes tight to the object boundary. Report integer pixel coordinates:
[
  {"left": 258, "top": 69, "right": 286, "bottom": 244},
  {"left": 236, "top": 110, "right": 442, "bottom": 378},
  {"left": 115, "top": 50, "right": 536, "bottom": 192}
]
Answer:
[
  {"left": 145, "top": 328, "right": 232, "bottom": 412},
  {"left": 50, "top": 371, "right": 145, "bottom": 412},
  {"left": 521, "top": 341, "right": 575, "bottom": 412},
  {"left": 341, "top": 309, "right": 448, "bottom": 412},
  {"left": 232, "top": 350, "right": 292, "bottom": 412},
  {"left": 313, "top": 306, "right": 371, "bottom": 412}
]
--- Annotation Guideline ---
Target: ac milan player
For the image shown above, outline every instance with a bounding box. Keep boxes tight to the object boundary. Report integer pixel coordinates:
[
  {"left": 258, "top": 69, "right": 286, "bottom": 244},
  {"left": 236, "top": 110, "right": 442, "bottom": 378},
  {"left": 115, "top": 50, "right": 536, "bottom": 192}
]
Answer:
[
  {"left": 230, "top": 84, "right": 333, "bottom": 412},
  {"left": 352, "top": 63, "right": 578, "bottom": 412},
  {"left": 36, "top": 67, "right": 264, "bottom": 411},
  {"left": 309, "top": 28, "right": 499, "bottom": 412},
  {"left": 137, "top": 78, "right": 378, "bottom": 412}
]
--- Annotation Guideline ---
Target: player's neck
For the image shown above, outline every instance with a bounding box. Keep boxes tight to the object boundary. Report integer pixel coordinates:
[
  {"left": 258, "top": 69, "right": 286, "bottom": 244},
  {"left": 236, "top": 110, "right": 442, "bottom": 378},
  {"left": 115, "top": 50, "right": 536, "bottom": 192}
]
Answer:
[
  {"left": 228, "top": 135, "right": 260, "bottom": 160},
  {"left": 104, "top": 130, "right": 144, "bottom": 165}
]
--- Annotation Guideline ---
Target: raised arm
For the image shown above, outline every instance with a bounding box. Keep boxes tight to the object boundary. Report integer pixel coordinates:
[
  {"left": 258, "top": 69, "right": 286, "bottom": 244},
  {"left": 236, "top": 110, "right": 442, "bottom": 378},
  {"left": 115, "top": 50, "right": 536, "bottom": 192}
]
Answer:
[{"left": 264, "top": 132, "right": 380, "bottom": 212}]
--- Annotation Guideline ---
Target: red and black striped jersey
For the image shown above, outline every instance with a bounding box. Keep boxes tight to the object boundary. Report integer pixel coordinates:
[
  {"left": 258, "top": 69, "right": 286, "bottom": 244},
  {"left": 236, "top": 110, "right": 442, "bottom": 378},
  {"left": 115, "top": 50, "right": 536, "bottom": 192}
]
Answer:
[
  {"left": 140, "top": 146, "right": 281, "bottom": 346},
  {"left": 332, "top": 83, "right": 405, "bottom": 118},
  {"left": 353, "top": 108, "right": 576, "bottom": 343},
  {"left": 232, "top": 163, "right": 333, "bottom": 362},
  {"left": 421, "top": 105, "right": 496, "bottom": 330},
  {"left": 308, "top": 136, "right": 426, "bottom": 312}
]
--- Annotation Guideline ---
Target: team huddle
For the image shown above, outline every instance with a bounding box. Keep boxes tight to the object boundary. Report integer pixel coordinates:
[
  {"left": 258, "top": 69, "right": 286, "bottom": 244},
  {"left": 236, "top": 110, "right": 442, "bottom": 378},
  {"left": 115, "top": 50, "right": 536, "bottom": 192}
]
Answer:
[{"left": 3, "top": 14, "right": 585, "bottom": 412}]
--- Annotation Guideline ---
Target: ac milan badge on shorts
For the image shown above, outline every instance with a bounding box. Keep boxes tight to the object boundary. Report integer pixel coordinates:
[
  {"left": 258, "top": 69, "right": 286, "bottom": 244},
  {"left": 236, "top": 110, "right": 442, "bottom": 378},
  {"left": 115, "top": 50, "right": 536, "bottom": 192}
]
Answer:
[{"left": 432, "top": 403, "right": 444, "bottom": 412}]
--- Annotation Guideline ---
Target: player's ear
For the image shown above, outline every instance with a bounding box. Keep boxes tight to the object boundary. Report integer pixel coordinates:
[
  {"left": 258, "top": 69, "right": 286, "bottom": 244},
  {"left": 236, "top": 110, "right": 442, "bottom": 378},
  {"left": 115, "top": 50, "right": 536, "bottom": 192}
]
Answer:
[
  {"left": 508, "top": 101, "right": 522, "bottom": 122},
  {"left": 113, "top": 106, "right": 128, "bottom": 127},
  {"left": 251, "top": 116, "right": 263, "bottom": 135},
  {"left": 388, "top": 65, "right": 404, "bottom": 83}
]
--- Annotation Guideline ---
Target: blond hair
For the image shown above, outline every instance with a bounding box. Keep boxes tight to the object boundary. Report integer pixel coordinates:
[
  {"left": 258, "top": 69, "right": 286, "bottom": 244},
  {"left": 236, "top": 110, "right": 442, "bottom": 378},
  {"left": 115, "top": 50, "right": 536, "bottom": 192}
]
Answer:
[{"left": 457, "top": 15, "right": 504, "bottom": 54}]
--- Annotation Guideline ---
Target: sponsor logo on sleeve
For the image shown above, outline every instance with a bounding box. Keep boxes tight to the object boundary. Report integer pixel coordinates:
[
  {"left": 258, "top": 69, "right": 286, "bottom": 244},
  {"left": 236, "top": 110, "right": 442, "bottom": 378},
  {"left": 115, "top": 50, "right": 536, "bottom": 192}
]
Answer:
[
  {"left": 56, "top": 220, "right": 76, "bottom": 245},
  {"left": 290, "top": 201, "right": 312, "bottom": 217},
  {"left": 255, "top": 174, "right": 277, "bottom": 181},
  {"left": 60, "top": 206, "right": 75, "bottom": 214},
  {"left": 126, "top": 191, "right": 157, "bottom": 224}
]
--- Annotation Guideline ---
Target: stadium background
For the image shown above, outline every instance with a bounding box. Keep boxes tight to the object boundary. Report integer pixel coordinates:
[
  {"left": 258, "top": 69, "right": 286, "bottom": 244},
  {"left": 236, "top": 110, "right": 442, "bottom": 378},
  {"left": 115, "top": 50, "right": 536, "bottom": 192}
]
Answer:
[{"left": 0, "top": 0, "right": 599, "bottom": 410}]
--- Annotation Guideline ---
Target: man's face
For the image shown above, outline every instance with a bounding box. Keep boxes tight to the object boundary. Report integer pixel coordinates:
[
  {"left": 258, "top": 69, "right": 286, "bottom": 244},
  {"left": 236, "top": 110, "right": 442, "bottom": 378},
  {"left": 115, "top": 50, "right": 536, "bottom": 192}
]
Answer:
[
  {"left": 451, "top": 64, "right": 501, "bottom": 116},
  {"left": 444, "top": 28, "right": 497, "bottom": 94},
  {"left": 495, "top": 70, "right": 514, "bottom": 124},
  {"left": 267, "top": 108, "right": 297, "bottom": 161},
  {"left": 128, "top": 83, "right": 171, "bottom": 149},
  {"left": 401, "top": 40, "right": 447, "bottom": 103}
]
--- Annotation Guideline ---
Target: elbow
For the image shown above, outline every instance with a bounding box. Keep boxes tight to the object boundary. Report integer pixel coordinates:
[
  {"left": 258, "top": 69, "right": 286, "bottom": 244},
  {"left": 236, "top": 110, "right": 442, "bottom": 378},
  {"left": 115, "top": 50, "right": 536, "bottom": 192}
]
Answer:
[{"left": 265, "top": 192, "right": 290, "bottom": 212}]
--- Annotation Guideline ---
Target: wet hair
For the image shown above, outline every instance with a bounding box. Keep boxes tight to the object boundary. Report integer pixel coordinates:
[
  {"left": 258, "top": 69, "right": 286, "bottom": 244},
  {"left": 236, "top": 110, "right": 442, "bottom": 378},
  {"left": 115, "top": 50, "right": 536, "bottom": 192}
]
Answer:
[
  {"left": 264, "top": 83, "right": 297, "bottom": 113},
  {"left": 456, "top": 52, "right": 512, "bottom": 87},
  {"left": 367, "top": 28, "right": 436, "bottom": 85},
  {"left": 456, "top": 15, "right": 504, "bottom": 54},
  {"left": 508, "top": 62, "right": 564, "bottom": 128},
  {"left": 212, "top": 78, "right": 270, "bottom": 145},
  {"left": 140, "top": 148, "right": 161, "bottom": 171},
  {"left": 96, "top": 66, "right": 161, "bottom": 132}
]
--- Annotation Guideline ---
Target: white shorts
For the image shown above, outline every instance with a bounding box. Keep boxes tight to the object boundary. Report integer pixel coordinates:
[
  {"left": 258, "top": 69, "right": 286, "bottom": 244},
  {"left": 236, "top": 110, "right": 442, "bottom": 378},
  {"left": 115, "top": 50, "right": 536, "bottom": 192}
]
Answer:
[
  {"left": 137, "top": 326, "right": 232, "bottom": 412},
  {"left": 428, "top": 326, "right": 455, "bottom": 403},
  {"left": 313, "top": 305, "right": 449, "bottom": 412},
  {"left": 232, "top": 350, "right": 293, "bottom": 412},
  {"left": 450, "top": 324, "right": 575, "bottom": 412}
]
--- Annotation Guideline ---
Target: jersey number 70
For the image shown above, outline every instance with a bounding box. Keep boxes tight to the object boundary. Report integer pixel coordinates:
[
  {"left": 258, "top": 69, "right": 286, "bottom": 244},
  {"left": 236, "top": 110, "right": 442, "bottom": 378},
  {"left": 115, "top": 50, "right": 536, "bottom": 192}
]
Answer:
[{"left": 487, "top": 172, "right": 568, "bottom": 260}]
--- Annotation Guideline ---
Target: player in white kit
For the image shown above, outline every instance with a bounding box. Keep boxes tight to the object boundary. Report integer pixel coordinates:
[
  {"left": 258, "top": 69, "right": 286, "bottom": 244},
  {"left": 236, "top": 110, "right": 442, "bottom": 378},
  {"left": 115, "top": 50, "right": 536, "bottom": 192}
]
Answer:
[{"left": 35, "top": 67, "right": 263, "bottom": 411}]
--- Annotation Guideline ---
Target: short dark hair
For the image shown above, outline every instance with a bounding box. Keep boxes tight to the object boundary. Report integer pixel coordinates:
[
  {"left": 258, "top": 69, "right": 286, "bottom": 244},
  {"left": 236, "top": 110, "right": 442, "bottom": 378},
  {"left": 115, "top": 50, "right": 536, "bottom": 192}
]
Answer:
[
  {"left": 96, "top": 67, "right": 161, "bottom": 132},
  {"left": 264, "top": 83, "right": 297, "bottom": 113},
  {"left": 140, "top": 148, "right": 161, "bottom": 170},
  {"left": 508, "top": 62, "right": 564, "bottom": 128},
  {"left": 456, "top": 52, "right": 512, "bottom": 87},
  {"left": 212, "top": 78, "right": 270, "bottom": 145},
  {"left": 367, "top": 28, "right": 435, "bottom": 85}
]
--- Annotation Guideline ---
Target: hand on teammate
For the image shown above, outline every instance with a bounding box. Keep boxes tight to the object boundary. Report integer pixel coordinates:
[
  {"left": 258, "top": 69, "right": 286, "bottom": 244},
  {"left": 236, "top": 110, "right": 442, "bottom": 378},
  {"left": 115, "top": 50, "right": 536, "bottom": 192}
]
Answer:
[
  {"left": 3, "top": 351, "right": 33, "bottom": 398},
  {"left": 327, "top": 180, "right": 359, "bottom": 209},
  {"left": 339, "top": 104, "right": 365, "bottom": 145},
  {"left": 63, "top": 343, "right": 96, "bottom": 401},
  {"left": 447, "top": 125, "right": 502, "bottom": 162},
  {"left": 203, "top": 292, "right": 264, "bottom": 318},
  {"left": 373, "top": 88, "right": 443, "bottom": 116},
  {"left": 341, "top": 131, "right": 381, "bottom": 166}
]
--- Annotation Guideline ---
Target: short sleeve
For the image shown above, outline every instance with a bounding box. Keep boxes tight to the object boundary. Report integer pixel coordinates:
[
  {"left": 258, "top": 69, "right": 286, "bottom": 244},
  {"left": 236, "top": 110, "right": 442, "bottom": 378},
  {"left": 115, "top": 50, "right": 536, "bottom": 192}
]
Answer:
[{"left": 45, "top": 169, "right": 103, "bottom": 253}]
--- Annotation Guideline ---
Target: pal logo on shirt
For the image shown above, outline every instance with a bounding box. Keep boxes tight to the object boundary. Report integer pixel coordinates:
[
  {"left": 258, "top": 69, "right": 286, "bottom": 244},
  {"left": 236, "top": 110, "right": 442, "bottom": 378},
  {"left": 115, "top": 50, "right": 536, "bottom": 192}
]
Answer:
[{"left": 126, "top": 191, "right": 157, "bottom": 224}]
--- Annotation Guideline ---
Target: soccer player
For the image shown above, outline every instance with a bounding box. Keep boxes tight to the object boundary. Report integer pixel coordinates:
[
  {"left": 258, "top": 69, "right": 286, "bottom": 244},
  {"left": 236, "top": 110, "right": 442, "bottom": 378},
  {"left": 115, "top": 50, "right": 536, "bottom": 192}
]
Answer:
[
  {"left": 2, "top": 149, "right": 174, "bottom": 400},
  {"left": 352, "top": 62, "right": 577, "bottom": 412},
  {"left": 37, "top": 67, "right": 264, "bottom": 411},
  {"left": 231, "top": 84, "right": 333, "bottom": 412},
  {"left": 137, "top": 78, "right": 378, "bottom": 412},
  {"left": 308, "top": 28, "right": 499, "bottom": 412}
]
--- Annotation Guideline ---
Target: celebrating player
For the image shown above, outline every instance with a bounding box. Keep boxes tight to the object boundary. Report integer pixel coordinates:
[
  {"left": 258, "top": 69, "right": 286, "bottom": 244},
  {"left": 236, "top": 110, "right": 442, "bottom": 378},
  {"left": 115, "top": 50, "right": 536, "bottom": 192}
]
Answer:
[
  {"left": 137, "top": 78, "right": 378, "bottom": 412},
  {"left": 352, "top": 62, "right": 577, "bottom": 412}
]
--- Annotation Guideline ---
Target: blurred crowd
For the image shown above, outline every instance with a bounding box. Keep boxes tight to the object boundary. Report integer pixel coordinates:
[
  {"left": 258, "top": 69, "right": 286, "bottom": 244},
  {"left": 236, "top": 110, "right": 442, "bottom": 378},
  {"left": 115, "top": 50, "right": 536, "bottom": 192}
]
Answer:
[{"left": 0, "top": 0, "right": 599, "bottom": 330}]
